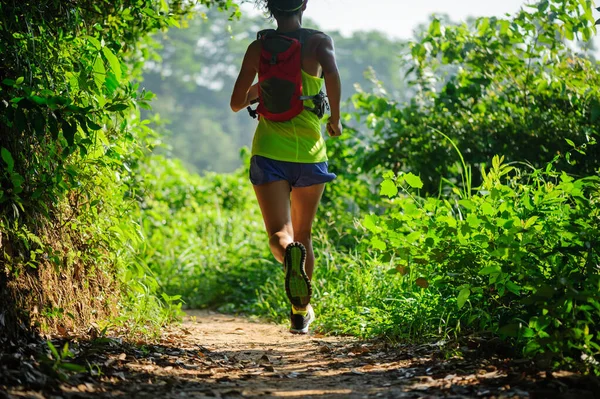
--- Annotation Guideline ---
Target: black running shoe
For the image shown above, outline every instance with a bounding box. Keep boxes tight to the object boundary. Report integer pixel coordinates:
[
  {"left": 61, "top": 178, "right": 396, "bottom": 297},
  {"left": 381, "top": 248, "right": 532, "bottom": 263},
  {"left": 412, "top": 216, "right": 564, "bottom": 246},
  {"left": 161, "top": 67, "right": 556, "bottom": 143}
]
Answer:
[
  {"left": 284, "top": 242, "right": 312, "bottom": 308},
  {"left": 289, "top": 305, "right": 315, "bottom": 334}
]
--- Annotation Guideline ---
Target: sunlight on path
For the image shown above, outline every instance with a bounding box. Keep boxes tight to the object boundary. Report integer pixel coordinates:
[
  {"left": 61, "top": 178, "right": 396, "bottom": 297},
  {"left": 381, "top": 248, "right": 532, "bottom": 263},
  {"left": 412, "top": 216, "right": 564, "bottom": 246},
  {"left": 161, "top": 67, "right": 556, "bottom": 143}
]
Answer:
[{"left": 5, "top": 310, "right": 592, "bottom": 398}]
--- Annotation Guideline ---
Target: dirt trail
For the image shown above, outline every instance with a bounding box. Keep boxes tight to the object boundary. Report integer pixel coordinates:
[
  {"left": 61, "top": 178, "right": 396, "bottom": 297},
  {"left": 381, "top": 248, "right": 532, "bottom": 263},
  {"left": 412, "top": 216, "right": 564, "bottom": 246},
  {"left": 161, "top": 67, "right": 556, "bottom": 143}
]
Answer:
[{"left": 3, "top": 311, "right": 599, "bottom": 399}]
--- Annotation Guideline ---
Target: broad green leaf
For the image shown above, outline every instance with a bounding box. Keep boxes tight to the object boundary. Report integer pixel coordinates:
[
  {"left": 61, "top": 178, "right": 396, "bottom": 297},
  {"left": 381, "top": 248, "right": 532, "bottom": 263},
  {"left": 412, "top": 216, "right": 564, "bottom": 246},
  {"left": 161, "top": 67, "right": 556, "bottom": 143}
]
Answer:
[
  {"left": 87, "top": 36, "right": 102, "bottom": 50},
  {"left": 521, "top": 328, "right": 535, "bottom": 338},
  {"left": 477, "top": 17, "right": 490, "bottom": 35},
  {"left": 565, "top": 138, "right": 576, "bottom": 147},
  {"left": 1, "top": 148, "right": 14, "bottom": 172},
  {"left": 362, "top": 214, "right": 379, "bottom": 232},
  {"left": 506, "top": 281, "right": 521, "bottom": 295},
  {"left": 106, "top": 103, "right": 128, "bottom": 112},
  {"left": 429, "top": 19, "right": 442, "bottom": 37},
  {"left": 466, "top": 214, "right": 481, "bottom": 228},
  {"left": 102, "top": 47, "right": 122, "bottom": 82},
  {"left": 10, "top": 173, "right": 24, "bottom": 192},
  {"left": 481, "top": 202, "right": 495, "bottom": 215},
  {"left": 370, "top": 237, "right": 387, "bottom": 251},
  {"left": 523, "top": 216, "right": 538, "bottom": 229},
  {"left": 479, "top": 265, "right": 501, "bottom": 275},
  {"left": 457, "top": 288, "right": 470, "bottom": 309},
  {"left": 380, "top": 179, "right": 398, "bottom": 198},
  {"left": 104, "top": 73, "right": 119, "bottom": 95},
  {"left": 159, "top": 0, "right": 169, "bottom": 13},
  {"left": 403, "top": 172, "right": 424, "bottom": 189},
  {"left": 93, "top": 57, "right": 106, "bottom": 89}
]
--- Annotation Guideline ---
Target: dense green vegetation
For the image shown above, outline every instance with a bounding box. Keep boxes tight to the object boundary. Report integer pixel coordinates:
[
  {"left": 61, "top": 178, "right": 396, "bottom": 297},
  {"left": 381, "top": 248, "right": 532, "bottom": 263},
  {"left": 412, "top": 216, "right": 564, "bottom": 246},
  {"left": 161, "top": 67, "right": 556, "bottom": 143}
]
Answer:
[
  {"left": 0, "top": 0, "right": 239, "bottom": 338},
  {"left": 1, "top": 0, "right": 598, "bottom": 376}
]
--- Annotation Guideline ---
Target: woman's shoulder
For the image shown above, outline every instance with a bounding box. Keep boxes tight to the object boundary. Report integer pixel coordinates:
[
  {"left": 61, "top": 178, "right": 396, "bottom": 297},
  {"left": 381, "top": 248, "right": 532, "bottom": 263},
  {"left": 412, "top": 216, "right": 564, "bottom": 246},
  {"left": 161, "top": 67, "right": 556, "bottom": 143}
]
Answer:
[{"left": 303, "top": 29, "right": 333, "bottom": 50}]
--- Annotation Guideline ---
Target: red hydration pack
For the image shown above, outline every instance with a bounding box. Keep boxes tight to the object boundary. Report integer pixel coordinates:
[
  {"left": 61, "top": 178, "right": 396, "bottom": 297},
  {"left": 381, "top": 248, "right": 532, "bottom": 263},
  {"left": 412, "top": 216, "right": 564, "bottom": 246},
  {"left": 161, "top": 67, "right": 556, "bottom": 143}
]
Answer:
[{"left": 251, "top": 29, "right": 327, "bottom": 122}]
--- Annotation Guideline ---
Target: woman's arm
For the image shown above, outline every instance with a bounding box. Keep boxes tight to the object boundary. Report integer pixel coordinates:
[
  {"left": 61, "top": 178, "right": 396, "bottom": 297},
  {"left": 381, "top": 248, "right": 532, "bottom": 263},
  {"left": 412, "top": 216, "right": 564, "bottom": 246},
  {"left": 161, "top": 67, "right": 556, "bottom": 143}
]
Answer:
[
  {"left": 316, "top": 35, "right": 343, "bottom": 137},
  {"left": 230, "top": 40, "right": 261, "bottom": 112}
]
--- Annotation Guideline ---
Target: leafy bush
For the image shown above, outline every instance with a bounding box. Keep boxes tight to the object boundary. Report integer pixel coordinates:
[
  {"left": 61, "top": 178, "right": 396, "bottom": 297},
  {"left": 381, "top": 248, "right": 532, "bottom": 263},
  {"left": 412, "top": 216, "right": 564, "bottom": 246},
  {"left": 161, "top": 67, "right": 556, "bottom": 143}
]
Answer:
[
  {"left": 361, "top": 150, "right": 600, "bottom": 371},
  {"left": 133, "top": 153, "right": 276, "bottom": 311},
  {"left": 350, "top": 0, "right": 600, "bottom": 194},
  {"left": 0, "top": 0, "right": 237, "bottom": 338}
]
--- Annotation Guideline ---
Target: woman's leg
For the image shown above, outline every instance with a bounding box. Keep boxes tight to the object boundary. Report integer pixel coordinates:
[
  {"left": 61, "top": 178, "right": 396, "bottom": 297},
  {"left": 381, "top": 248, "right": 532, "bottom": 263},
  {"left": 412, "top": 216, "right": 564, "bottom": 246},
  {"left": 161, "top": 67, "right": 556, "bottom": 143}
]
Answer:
[
  {"left": 253, "top": 180, "right": 294, "bottom": 264},
  {"left": 291, "top": 183, "right": 325, "bottom": 280}
]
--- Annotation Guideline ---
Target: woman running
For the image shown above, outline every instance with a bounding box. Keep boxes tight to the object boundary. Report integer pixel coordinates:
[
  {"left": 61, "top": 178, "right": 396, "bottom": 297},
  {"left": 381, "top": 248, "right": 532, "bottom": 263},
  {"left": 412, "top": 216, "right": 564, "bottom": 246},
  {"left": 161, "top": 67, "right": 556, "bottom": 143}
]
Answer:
[{"left": 230, "top": 0, "right": 343, "bottom": 333}]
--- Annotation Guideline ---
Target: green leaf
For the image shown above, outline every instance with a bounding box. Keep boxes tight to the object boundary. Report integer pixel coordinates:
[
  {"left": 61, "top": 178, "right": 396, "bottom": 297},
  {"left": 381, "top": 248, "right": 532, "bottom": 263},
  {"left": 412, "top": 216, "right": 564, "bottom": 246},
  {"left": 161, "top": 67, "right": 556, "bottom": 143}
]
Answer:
[
  {"left": 47, "top": 341, "right": 60, "bottom": 360},
  {"left": 362, "top": 214, "right": 379, "bottom": 232},
  {"left": 61, "top": 343, "right": 70, "bottom": 358},
  {"left": 565, "top": 138, "right": 576, "bottom": 147},
  {"left": 403, "top": 172, "right": 424, "bottom": 189},
  {"left": 102, "top": 47, "right": 122, "bottom": 82},
  {"left": 523, "top": 216, "right": 538, "bottom": 229},
  {"left": 2, "top": 79, "right": 15, "bottom": 86},
  {"left": 506, "top": 281, "right": 521, "bottom": 295},
  {"left": 30, "top": 95, "right": 47, "bottom": 105},
  {"left": 15, "top": 77, "right": 24, "bottom": 85},
  {"left": 58, "top": 362, "right": 86, "bottom": 372},
  {"left": 380, "top": 179, "right": 398, "bottom": 198},
  {"left": 93, "top": 57, "right": 106, "bottom": 89},
  {"left": 104, "top": 73, "right": 119, "bottom": 95},
  {"left": 370, "top": 237, "right": 387, "bottom": 251},
  {"left": 87, "top": 36, "right": 102, "bottom": 50},
  {"left": 106, "top": 103, "right": 128, "bottom": 112},
  {"left": 87, "top": 119, "right": 102, "bottom": 130},
  {"left": 521, "top": 327, "right": 535, "bottom": 338},
  {"left": 10, "top": 173, "right": 24, "bottom": 192},
  {"left": 481, "top": 202, "right": 495, "bottom": 215},
  {"left": 457, "top": 288, "right": 471, "bottom": 309},
  {"left": 1, "top": 148, "right": 14, "bottom": 172},
  {"left": 429, "top": 19, "right": 442, "bottom": 36},
  {"left": 479, "top": 265, "right": 501, "bottom": 275}
]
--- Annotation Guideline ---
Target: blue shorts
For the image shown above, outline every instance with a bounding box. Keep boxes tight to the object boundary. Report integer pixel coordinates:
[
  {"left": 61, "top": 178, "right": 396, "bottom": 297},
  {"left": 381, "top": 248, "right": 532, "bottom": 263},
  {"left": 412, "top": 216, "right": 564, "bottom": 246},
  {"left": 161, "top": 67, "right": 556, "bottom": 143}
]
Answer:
[{"left": 249, "top": 155, "right": 336, "bottom": 188}]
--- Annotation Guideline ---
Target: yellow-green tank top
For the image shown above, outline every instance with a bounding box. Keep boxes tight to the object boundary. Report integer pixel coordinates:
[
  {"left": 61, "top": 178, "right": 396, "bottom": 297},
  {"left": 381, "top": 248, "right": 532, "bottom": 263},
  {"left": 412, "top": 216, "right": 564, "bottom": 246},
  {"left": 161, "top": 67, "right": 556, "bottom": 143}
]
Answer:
[{"left": 251, "top": 70, "right": 327, "bottom": 163}]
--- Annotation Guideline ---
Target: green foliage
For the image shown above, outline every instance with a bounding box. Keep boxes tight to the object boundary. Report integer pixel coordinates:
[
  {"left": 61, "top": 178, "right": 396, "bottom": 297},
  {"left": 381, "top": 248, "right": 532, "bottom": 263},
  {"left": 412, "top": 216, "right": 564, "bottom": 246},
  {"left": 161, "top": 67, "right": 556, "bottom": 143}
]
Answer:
[
  {"left": 362, "top": 153, "right": 600, "bottom": 370},
  {"left": 350, "top": 0, "right": 600, "bottom": 194},
  {"left": 132, "top": 154, "right": 275, "bottom": 310},
  {"left": 0, "top": 0, "right": 238, "bottom": 336}
]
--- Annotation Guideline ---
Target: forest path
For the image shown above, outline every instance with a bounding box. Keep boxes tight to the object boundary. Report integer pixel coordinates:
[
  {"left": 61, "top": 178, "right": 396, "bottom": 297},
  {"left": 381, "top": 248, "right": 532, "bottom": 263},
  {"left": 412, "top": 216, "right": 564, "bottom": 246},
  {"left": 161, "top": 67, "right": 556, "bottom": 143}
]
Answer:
[{"left": 5, "top": 311, "right": 597, "bottom": 399}]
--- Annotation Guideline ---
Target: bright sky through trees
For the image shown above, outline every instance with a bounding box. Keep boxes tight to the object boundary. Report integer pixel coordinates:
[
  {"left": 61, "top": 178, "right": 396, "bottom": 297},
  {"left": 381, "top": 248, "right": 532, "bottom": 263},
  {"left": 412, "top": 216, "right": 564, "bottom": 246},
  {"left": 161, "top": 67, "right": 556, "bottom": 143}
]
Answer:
[{"left": 241, "top": 0, "right": 530, "bottom": 39}]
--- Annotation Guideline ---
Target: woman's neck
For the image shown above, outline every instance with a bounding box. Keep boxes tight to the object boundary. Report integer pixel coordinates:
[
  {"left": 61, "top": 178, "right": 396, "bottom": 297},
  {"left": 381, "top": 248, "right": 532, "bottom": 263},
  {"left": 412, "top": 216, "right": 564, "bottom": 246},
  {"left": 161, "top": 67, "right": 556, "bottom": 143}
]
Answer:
[{"left": 276, "top": 16, "right": 302, "bottom": 33}]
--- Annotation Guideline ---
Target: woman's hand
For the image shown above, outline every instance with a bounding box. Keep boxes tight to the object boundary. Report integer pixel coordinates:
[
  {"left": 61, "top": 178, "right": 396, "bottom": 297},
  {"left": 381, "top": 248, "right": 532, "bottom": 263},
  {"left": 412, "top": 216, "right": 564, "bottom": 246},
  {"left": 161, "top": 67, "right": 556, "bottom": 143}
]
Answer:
[{"left": 326, "top": 118, "right": 342, "bottom": 137}]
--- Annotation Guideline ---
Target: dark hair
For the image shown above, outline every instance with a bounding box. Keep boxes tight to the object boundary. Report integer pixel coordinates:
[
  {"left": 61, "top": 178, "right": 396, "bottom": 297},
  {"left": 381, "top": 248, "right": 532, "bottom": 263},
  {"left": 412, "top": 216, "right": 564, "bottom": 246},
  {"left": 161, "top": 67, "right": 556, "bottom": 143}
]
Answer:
[{"left": 255, "top": 0, "right": 305, "bottom": 19}]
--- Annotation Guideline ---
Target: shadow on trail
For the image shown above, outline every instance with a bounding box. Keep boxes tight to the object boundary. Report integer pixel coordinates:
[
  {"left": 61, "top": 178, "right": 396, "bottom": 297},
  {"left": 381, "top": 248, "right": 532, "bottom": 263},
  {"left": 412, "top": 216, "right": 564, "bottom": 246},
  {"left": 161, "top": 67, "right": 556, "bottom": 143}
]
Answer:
[{"left": 2, "top": 313, "right": 600, "bottom": 399}]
